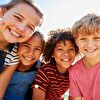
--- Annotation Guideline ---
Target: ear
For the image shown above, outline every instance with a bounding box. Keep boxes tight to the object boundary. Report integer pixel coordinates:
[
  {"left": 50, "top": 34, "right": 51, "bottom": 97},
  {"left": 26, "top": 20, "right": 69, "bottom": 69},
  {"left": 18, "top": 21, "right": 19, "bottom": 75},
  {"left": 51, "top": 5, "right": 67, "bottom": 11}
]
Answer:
[{"left": 0, "top": 7, "right": 7, "bottom": 18}]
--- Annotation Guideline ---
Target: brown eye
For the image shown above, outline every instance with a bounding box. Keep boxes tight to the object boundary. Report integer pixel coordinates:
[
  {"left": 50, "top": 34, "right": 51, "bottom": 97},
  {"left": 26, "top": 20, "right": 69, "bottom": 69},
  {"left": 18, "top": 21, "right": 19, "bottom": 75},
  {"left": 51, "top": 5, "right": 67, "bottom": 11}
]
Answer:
[
  {"left": 57, "top": 48, "right": 63, "bottom": 51},
  {"left": 80, "top": 38, "right": 86, "bottom": 40},
  {"left": 27, "top": 25, "right": 34, "bottom": 31},
  {"left": 21, "top": 43, "right": 29, "bottom": 48},
  {"left": 94, "top": 37, "right": 100, "bottom": 40},
  {"left": 69, "top": 48, "right": 75, "bottom": 51},
  {"left": 13, "top": 15, "right": 22, "bottom": 22},
  {"left": 34, "top": 47, "right": 42, "bottom": 51}
]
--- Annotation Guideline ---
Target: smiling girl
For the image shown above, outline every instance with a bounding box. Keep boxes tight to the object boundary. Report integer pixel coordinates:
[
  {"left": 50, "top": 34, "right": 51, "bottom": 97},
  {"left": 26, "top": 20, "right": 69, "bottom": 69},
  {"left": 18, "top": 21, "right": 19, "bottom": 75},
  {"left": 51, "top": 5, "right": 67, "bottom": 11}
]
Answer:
[
  {"left": 0, "top": 0, "right": 43, "bottom": 99},
  {"left": 32, "top": 29, "right": 78, "bottom": 100}
]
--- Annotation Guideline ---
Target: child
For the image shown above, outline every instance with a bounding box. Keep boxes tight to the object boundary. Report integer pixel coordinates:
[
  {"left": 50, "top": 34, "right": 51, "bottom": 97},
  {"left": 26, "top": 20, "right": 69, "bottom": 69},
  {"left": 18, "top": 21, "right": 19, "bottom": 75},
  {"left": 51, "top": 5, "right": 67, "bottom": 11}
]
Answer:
[
  {"left": 0, "top": 0, "right": 43, "bottom": 99},
  {"left": 3, "top": 31, "right": 45, "bottom": 100},
  {"left": 69, "top": 14, "right": 100, "bottom": 100},
  {"left": 32, "top": 29, "right": 79, "bottom": 100}
]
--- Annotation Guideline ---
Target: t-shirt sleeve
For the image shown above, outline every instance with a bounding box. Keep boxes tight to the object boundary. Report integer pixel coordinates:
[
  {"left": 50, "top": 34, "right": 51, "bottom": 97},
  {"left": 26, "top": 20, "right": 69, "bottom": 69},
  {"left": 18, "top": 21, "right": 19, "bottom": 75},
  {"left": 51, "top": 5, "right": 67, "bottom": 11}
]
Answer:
[
  {"left": 69, "top": 68, "right": 82, "bottom": 97},
  {"left": 5, "top": 45, "right": 19, "bottom": 66},
  {"left": 32, "top": 65, "right": 50, "bottom": 92}
]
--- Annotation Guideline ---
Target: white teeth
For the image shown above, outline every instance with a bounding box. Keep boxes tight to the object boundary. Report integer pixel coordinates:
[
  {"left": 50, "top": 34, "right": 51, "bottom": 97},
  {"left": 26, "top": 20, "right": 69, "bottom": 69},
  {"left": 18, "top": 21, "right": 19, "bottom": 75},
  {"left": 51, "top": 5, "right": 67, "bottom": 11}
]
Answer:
[
  {"left": 24, "top": 57, "right": 33, "bottom": 61},
  {"left": 11, "top": 30, "right": 20, "bottom": 37},
  {"left": 62, "top": 58, "right": 70, "bottom": 62},
  {"left": 85, "top": 49, "right": 95, "bottom": 53}
]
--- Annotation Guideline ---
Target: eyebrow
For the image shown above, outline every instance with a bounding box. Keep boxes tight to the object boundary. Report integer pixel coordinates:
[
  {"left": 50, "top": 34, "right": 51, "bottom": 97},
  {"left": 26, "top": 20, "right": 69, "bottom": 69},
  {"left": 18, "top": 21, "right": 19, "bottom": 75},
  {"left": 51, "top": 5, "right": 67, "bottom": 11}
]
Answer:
[
  {"left": 22, "top": 43, "right": 42, "bottom": 48},
  {"left": 22, "top": 42, "right": 30, "bottom": 46},
  {"left": 15, "top": 12, "right": 35, "bottom": 29}
]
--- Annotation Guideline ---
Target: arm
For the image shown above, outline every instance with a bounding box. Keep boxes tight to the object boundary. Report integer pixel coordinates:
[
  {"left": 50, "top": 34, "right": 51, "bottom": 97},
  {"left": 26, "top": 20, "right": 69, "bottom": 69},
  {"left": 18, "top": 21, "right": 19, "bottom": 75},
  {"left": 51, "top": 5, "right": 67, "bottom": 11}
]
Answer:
[
  {"left": 0, "top": 64, "right": 18, "bottom": 99},
  {"left": 32, "top": 88, "right": 45, "bottom": 100},
  {"left": 32, "top": 64, "right": 49, "bottom": 100},
  {"left": 69, "top": 68, "right": 83, "bottom": 100},
  {"left": 68, "top": 96, "right": 82, "bottom": 100}
]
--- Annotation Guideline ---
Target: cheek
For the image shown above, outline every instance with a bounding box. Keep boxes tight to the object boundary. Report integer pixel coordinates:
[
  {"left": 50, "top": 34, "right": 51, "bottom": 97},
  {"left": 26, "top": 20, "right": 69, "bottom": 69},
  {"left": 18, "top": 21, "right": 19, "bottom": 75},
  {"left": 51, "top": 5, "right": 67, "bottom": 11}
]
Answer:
[
  {"left": 18, "top": 48, "right": 26, "bottom": 57},
  {"left": 78, "top": 45, "right": 84, "bottom": 51},
  {"left": 35, "top": 52, "right": 42, "bottom": 58},
  {"left": 70, "top": 53, "right": 76, "bottom": 61},
  {"left": 53, "top": 54, "right": 60, "bottom": 62},
  {"left": 3, "top": 14, "right": 13, "bottom": 22},
  {"left": 76, "top": 42, "right": 84, "bottom": 50},
  {"left": 76, "top": 39, "right": 82, "bottom": 46},
  {"left": 72, "top": 53, "right": 76, "bottom": 58},
  {"left": 76, "top": 42, "right": 81, "bottom": 47},
  {"left": 53, "top": 54, "right": 59, "bottom": 61},
  {"left": 18, "top": 51, "right": 23, "bottom": 57}
]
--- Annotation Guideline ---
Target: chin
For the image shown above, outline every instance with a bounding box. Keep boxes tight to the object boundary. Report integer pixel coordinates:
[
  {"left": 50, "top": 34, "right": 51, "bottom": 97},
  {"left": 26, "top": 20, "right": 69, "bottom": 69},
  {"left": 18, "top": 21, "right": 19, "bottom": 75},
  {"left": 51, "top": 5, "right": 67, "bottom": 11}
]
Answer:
[
  {"left": 23, "top": 63, "right": 30, "bottom": 66},
  {"left": 6, "top": 39, "right": 17, "bottom": 43}
]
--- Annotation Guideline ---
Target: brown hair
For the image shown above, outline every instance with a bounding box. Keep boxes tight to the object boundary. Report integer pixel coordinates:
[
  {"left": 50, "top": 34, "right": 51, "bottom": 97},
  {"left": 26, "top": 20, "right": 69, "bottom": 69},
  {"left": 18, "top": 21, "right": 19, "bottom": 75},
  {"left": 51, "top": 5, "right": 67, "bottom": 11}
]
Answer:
[{"left": 0, "top": 0, "right": 43, "bottom": 26}]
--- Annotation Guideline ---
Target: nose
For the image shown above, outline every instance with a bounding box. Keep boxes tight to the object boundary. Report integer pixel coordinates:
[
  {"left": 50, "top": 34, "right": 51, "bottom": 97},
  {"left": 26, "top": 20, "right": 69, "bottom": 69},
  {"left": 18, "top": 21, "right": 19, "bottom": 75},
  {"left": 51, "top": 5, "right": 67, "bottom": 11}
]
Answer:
[
  {"left": 63, "top": 50, "right": 70, "bottom": 56},
  {"left": 16, "top": 23, "right": 26, "bottom": 32},
  {"left": 27, "top": 49, "right": 34, "bottom": 56},
  {"left": 86, "top": 40, "right": 95, "bottom": 48}
]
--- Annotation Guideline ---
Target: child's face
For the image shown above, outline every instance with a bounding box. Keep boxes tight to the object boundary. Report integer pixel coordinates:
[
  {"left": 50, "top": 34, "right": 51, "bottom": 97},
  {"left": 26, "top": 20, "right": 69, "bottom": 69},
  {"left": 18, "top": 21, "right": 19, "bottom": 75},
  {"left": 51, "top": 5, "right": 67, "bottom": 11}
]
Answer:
[
  {"left": 18, "top": 36, "right": 44, "bottom": 66},
  {"left": 0, "top": 3, "right": 41, "bottom": 43},
  {"left": 76, "top": 33, "right": 100, "bottom": 59},
  {"left": 53, "top": 40, "right": 76, "bottom": 73}
]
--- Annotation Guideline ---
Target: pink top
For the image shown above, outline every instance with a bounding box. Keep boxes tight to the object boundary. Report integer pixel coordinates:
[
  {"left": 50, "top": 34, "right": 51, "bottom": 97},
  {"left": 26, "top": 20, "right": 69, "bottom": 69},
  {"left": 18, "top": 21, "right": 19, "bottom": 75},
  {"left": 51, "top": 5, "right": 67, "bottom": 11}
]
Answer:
[{"left": 69, "top": 58, "right": 100, "bottom": 100}]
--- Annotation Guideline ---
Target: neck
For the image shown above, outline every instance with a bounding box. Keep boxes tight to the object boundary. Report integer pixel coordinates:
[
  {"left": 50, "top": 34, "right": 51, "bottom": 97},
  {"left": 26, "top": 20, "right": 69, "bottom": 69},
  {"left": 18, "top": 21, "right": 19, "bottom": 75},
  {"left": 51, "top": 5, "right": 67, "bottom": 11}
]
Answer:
[
  {"left": 56, "top": 65, "right": 68, "bottom": 74},
  {"left": 17, "top": 63, "right": 32, "bottom": 72},
  {"left": 83, "top": 57, "right": 100, "bottom": 68}
]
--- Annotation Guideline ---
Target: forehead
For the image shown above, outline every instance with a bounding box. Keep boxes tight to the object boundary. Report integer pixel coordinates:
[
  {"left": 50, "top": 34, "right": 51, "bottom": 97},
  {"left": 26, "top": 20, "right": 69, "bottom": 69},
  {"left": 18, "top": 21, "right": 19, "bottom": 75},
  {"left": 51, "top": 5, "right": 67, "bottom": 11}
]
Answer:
[
  {"left": 9, "top": 3, "right": 40, "bottom": 26},
  {"left": 76, "top": 25, "right": 100, "bottom": 35},
  {"left": 25, "top": 36, "right": 43, "bottom": 45},
  {"left": 77, "top": 32, "right": 100, "bottom": 38},
  {"left": 56, "top": 40, "right": 74, "bottom": 47}
]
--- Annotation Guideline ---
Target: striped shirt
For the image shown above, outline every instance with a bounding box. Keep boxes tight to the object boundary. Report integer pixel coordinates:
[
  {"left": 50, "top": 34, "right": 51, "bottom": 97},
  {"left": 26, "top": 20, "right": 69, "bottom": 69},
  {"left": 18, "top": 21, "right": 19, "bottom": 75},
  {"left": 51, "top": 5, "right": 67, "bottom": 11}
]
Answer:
[
  {"left": 32, "top": 63, "right": 69, "bottom": 100},
  {"left": 5, "top": 44, "right": 19, "bottom": 66}
]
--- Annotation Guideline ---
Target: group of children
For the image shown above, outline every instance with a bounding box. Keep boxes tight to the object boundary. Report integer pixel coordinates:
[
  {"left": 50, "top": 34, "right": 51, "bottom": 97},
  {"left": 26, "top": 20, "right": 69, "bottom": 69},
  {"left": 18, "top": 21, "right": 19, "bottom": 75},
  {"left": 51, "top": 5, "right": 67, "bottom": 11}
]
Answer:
[
  {"left": 0, "top": 0, "right": 43, "bottom": 99},
  {"left": 0, "top": 0, "right": 100, "bottom": 100}
]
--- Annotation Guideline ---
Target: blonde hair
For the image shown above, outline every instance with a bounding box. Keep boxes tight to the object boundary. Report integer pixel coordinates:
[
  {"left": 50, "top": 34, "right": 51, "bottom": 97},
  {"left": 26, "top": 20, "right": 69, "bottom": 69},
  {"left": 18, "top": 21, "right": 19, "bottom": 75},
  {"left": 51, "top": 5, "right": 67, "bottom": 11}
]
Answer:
[{"left": 72, "top": 14, "right": 100, "bottom": 38}]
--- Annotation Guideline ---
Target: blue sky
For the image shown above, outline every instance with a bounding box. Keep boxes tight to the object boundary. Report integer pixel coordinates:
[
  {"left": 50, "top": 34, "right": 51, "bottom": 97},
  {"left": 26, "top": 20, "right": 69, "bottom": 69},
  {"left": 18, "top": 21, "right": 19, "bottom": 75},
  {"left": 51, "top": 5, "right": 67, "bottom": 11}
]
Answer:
[
  {"left": 0, "top": 0, "right": 10, "bottom": 4},
  {"left": 0, "top": 0, "right": 100, "bottom": 38}
]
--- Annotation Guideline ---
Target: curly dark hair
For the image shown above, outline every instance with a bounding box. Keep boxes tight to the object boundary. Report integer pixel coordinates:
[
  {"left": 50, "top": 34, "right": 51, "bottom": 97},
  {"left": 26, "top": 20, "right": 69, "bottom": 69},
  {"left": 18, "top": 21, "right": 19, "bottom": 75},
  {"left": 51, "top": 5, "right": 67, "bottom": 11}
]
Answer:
[{"left": 43, "top": 29, "right": 79, "bottom": 63}]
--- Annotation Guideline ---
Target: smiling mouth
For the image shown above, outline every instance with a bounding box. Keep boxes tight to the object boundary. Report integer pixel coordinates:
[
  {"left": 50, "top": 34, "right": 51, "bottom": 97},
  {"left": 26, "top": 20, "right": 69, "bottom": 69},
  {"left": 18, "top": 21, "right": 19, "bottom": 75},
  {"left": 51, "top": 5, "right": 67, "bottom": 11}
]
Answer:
[
  {"left": 61, "top": 58, "right": 71, "bottom": 62},
  {"left": 9, "top": 28, "right": 22, "bottom": 37},
  {"left": 23, "top": 56, "right": 34, "bottom": 61},
  {"left": 85, "top": 49, "right": 96, "bottom": 53},
  {"left": 11, "top": 30, "right": 20, "bottom": 37}
]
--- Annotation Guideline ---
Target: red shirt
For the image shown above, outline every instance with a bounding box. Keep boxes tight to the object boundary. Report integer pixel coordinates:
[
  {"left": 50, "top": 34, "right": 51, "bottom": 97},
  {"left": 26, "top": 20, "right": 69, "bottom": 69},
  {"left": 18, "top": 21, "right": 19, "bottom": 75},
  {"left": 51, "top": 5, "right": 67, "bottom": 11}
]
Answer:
[
  {"left": 69, "top": 58, "right": 100, "bottom": 100},
  {"left": 32, "top": 63, "right": 69, "bottom": 100}
]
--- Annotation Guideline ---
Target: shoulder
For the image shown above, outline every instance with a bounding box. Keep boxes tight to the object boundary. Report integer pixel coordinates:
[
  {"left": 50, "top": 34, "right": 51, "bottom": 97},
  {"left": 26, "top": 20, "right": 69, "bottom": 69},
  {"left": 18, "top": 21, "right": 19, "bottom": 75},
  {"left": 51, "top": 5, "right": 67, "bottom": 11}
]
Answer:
[
  {"left": 40, "top": 63, "right": 55, "bottom": 71},
  {"left": 38, "top": 63, "right": 56, "bottom": 76},
  {"left": 5, "top": 44, "right": 19, "bottom": 65},
  {"left": 69, "top": 58, "right": 83, "bottom": 72},
  {"left": 10, "top": 44, "right": 18, "bottom": 54},
  {"left": 6, "top": 43, "right": 18, "bottom": 56}
]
